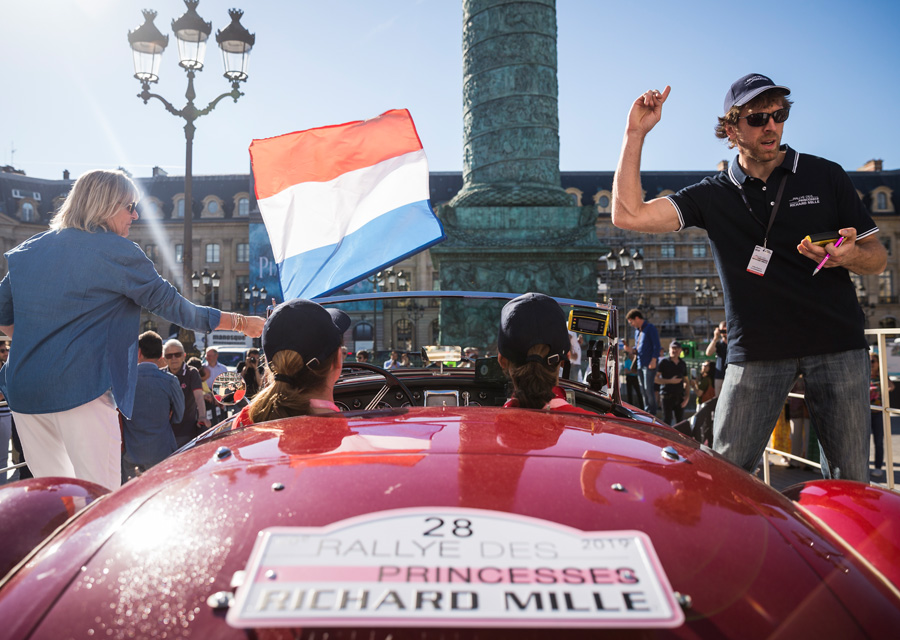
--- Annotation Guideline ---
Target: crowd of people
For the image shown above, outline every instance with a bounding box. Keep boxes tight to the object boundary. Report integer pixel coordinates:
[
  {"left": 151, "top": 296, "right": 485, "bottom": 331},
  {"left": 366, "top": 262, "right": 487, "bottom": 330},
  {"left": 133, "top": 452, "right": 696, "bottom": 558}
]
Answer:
[{"left": 1, "top": 68, "right": 894, "bottom": 487}]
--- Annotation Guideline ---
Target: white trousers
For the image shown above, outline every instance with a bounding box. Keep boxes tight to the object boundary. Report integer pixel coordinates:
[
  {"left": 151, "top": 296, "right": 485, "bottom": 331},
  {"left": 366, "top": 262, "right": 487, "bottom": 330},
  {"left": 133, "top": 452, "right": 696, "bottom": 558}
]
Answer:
[{"left": 13, "top": 392, "right": 122, "bottom": 491}]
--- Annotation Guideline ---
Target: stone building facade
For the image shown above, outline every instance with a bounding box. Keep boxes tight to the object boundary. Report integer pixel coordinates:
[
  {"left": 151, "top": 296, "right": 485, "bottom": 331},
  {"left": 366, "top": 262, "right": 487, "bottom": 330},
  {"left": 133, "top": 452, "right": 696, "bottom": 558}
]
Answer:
[{"left": 2, "top": 161, "right": 897, "bottom": 351}]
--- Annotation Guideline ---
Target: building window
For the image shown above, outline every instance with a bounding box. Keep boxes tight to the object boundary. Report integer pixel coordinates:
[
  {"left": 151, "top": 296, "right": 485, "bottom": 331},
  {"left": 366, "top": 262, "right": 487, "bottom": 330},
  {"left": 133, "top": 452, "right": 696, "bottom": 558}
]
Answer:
[
  {"left": 206, "top": 243, "right": 221, "bottom": 264},
  {"left": 236, "top": 243, "right": 250, "bottom": 263},
  {"left": 692, "top": 242, "right": 707, "bottom": 258},
  {"left": 353, "top": 322, "right": 373, "bottom": 341},
  {"left": 205, "top": 288, "right": 220, "bottom": 308},
  {"left": 396, "top": 319, "right": 412, "bottom": 348},
  {"left": 202, "top": 197, "right": 224, "bottom": 218},
  {"left": 145, "top": 244, "right": 159, "bottom": 263},
  {"left": 565, "top": 187, "right": 583, "bottom": 207},
  {"left": 871, "top": 187, "right": 894, "bottom": 213},
  {"left": 175, "top": 244, "right": 184, "bottom": 263},
  {"left": 238, "top": 197, "right": 250, "bottom": 217},
  {"left": 175, "top": 198, "right": 185, "bottom": 218},
  {"left": 882, "top": 237, "right": 892, "bottom": 256},
  {"left": 20, "top": 202, "right": 36, "bottom": 222},
  {"left": 594, "top": 190, "right": 612, "bottom": 214},
  {"left": 879, "top": 271, "right": 895, "bottom": 304},
  {"left": 662, "top": 278, "right": 678, "bottom": 305},
  {"left": 661, "top": 243, "right": 676, "bottom": 258}
]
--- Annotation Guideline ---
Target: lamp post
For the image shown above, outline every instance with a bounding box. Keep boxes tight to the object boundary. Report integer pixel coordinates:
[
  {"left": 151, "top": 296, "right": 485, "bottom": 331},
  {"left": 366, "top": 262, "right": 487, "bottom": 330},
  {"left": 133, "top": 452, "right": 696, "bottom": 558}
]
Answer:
[
  {"left": 857, "top": 283, "right": 877, "bottom": 328},
  {"left": 602, "top": 248, "right": 644, "bottom": 340},
  {"left": 191, "top": 268, "right": 220, "bottom": 298},
  {"left": 191, "top": 268, "right": 219, "bottom": 349},
  {"left": 376, "top": 268, "right": 407, "bottom": 349},
  {"left": 406, "top": 302, "right": 426, "bottom": 350},
  {"left": 694, "top": 283, "right": 718, "bottom": 339},
  {"left": 128, "top": 1, "right": 254, "bottom": 298},
  {"left": 243, "top": 285, "right": 268, "bottom": 316}
]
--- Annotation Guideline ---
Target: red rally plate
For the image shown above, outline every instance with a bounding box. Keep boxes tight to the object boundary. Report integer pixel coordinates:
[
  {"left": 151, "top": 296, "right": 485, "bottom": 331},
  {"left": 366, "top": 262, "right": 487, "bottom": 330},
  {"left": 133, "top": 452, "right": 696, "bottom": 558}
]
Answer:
[{"left": 227, "top": 507, "right": 684, "bottom": 629}]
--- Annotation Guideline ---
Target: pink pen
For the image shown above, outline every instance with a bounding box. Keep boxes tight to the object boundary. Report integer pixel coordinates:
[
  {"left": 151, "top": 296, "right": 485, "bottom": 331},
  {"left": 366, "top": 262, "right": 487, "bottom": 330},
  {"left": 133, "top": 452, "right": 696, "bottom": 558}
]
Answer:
[{"left": 812, "top": 236, "right": 845, "bottom": 275}]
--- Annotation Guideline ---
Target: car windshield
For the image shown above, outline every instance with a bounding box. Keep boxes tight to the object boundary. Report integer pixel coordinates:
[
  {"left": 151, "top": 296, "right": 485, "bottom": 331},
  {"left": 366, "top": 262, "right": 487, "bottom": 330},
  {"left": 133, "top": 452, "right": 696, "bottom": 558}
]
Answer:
[
  {"left": 315, "top": 290, "right": 620, "bottom": 400},
  {"left": 215, "top": 351, "right": 246, "bottom": 370}
]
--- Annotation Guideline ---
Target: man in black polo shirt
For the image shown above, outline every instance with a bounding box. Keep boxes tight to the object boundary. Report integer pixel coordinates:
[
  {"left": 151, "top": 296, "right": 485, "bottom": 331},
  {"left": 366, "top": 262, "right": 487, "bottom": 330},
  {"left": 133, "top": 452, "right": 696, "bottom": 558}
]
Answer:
[
  {"left": 610, "top": 73, "right": 886, "bottom": 481},
  {"left": 655, "top": 341, "right": 689, "bottom": 426}
]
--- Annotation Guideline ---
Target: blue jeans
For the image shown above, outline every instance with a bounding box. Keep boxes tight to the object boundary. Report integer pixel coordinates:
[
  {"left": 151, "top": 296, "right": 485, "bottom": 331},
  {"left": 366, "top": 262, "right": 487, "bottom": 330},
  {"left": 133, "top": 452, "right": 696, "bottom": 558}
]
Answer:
[
  {"left": 638, "top": 366, "right": 658, "bottom": 416},
  {"left": 713, "top": 349, "right": 869, "bottom": 481}
]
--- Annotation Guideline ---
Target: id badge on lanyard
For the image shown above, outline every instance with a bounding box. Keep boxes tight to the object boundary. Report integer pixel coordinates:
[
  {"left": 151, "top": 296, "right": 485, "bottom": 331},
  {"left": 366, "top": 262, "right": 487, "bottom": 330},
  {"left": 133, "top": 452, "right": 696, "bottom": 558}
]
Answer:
[{"left": 742, "top": 175, "right": 788, "bottom": 277}]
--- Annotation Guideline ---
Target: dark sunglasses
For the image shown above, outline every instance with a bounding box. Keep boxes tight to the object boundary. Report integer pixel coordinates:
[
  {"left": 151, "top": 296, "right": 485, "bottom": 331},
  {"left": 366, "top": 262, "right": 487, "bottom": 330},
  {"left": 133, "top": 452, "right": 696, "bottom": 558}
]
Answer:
[
  {"left": 739, "top": 108, "right": 789, "bottom": 127},
  {"left": 0, "top": 348, "right": 8, "bottom": 353},
  {"left": 126, "top": 202, "right": 138, "bottom": 213},
  {"left": 164, "top": 352, "right": 184, "bottom": 359}
]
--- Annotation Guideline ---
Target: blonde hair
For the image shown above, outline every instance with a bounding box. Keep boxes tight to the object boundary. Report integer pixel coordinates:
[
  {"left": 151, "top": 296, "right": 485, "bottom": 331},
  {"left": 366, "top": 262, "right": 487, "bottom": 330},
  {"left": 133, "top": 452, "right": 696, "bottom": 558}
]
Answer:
[
  {"left": 248, "top": 349, "right": 340, "bottom": 422},
  {"left": 504, "top": 344, "right": 559, "bottom": 410},
  {"left": 50, "top": 169, "right": 138, "bottom": 232}
]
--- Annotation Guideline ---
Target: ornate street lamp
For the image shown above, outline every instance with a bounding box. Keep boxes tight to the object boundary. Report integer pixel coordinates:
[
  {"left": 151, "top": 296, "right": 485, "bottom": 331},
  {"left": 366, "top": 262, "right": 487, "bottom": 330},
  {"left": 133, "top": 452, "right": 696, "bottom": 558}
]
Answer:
[
  {"left": 127, "top": 1, "right": 254, "bottom": 299},
  {"left": 695, "top": 283, "right": 718, "bottom": 338},
  {"left": 602, "top": 248, "right": 644, "bottom": 339}
]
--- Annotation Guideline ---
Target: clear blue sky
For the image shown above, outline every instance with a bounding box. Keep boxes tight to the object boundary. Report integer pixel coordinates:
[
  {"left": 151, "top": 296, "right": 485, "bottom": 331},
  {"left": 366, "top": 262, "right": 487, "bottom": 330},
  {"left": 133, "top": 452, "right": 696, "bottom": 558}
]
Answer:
[{"left": 3, "top": 0, "right": 899, "bottom": 181}]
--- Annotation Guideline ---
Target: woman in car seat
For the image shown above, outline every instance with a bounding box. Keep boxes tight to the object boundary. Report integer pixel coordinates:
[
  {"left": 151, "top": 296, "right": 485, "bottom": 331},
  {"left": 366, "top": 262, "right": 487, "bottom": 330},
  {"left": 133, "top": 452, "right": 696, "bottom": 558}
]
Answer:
[
  {"left": 234, "top": 299, "right": 350, "bottom": 426},
  {"left": 497, "top": 293, "right": 594, "bottom": 415}
]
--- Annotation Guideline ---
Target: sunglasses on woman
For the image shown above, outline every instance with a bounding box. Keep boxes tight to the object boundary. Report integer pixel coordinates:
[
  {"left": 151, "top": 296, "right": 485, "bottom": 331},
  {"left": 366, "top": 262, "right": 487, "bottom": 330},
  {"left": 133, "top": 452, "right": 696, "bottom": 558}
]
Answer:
[
  {"left": 739, "top": 108, "right": 789, "bottom": 127},
  {"left": 126, "top": 202, "right": 138, "bottom": 213}
]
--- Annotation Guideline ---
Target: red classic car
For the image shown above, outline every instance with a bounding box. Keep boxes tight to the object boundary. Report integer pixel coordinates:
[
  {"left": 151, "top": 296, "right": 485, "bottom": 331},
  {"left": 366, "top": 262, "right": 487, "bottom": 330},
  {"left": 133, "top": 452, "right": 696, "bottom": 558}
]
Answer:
[{"left": 1, "top": 292, "right": 899, "bottom": 638}]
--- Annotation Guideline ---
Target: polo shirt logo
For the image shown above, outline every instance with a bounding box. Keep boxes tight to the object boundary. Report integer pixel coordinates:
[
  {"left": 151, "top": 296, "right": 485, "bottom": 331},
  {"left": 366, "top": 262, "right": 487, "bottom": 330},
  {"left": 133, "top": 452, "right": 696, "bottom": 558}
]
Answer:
[{"left": 789, "top": 194, "right": 820, "bottom": 207}]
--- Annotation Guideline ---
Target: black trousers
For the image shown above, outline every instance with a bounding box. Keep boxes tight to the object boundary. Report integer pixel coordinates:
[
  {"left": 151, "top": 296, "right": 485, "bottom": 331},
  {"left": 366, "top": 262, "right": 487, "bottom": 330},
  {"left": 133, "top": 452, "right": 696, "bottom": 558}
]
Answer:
[{"left": 661, "top": 393, "right": 684, "bottom": 426}]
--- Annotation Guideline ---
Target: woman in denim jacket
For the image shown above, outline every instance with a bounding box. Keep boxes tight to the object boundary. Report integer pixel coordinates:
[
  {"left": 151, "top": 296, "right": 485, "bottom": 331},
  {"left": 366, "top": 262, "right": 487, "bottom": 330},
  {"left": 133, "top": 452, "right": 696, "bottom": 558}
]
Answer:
[{"left": 0, "top": 169, "right": 264, "bottom": 490}]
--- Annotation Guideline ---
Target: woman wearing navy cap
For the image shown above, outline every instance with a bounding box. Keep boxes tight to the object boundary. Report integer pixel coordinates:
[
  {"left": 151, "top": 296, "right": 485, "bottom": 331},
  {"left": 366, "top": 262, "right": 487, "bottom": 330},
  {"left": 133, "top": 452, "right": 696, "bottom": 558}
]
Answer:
[
  {"left": 235, "top": 298, "right": 350, "bottom": 426},
  {"left": 497, "top": 293, "right": 594, "bottom": 415}
]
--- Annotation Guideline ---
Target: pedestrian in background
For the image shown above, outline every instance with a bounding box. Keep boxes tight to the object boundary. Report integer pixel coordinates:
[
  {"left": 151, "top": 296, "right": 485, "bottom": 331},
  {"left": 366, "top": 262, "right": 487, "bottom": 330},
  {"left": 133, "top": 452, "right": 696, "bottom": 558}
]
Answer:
[
  {"left": 0, "top": 339, "right": 11, "bottom": 485},
  {"left": 705, "top": 321, "right": 728, "bottom": 396},
  {"left": 623, "top": 309, "right": 660, "bottom": 417},
  {"left": 238, "top": 348, "right": 264, "bottom": 399},
  {"left": 655, "top": 341, "right": 689, "bottom": 425},
  {"left": 620, "top": 341, "right": 642, "bottom": 407},
  {"left": 0, "top": 169, "right": 264, "bottom": 490},
  {"left": 203, "top": 347, "right": 228, "bottom": 384},
  {"left": 163, "top": 340, "right": 207, "bottom": 448},
  {"left": 122, "top": 332, "right": 183, "bottom": 482},
  {"left": 869, "top": 354, "right": 893, "bottom": 479}
]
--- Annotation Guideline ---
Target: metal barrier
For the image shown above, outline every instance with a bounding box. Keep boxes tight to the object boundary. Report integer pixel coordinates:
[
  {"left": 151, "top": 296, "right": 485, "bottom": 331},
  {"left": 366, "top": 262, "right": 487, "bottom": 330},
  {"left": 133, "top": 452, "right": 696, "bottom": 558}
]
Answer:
[{"left": 762, "top": 327, "right": 896, "bottom": 491}]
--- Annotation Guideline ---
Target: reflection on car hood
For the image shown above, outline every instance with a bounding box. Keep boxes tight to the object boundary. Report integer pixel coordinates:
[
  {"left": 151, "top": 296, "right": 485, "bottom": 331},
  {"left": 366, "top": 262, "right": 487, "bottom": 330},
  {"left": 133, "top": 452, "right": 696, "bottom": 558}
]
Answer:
[{"left": 1, "top": 407, "right": 897, "bottom": 638}]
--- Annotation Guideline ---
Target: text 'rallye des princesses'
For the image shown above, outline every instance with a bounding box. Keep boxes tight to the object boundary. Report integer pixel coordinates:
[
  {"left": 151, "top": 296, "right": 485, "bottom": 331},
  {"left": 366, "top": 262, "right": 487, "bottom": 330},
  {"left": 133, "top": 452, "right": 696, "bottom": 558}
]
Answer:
[{"left": 1, "top": 291, "right": 899, "bottom": 639}]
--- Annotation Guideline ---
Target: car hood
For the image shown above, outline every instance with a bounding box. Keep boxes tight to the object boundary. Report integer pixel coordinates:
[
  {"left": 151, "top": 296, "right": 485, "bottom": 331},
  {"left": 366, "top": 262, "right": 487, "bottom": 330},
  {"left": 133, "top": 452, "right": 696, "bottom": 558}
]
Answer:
[{"left": 1, "top": 407, "right": 897, "bottom": 638}]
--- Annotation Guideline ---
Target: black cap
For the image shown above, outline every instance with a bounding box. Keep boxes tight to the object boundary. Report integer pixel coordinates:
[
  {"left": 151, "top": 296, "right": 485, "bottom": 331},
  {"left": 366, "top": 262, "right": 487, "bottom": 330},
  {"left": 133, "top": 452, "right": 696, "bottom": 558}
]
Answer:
[
  {"left": 670, "top": 341, "right": 682, "bottom": 348},
  {"left": 724, "top": 73, "right": 790, "bottom": 114},
  {"left": 262, "top": 299, "right": 350, "bottom": 367},
  {"left": 497, "top": 293, "right": 569, "bottom": 366}
]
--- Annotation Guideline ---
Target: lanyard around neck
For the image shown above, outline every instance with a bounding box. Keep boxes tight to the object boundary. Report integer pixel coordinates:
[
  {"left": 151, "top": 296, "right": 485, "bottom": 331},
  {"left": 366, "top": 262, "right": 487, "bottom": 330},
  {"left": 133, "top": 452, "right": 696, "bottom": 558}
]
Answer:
[{"left": 737, "top": 172, "right": 788, "bottom": 249}]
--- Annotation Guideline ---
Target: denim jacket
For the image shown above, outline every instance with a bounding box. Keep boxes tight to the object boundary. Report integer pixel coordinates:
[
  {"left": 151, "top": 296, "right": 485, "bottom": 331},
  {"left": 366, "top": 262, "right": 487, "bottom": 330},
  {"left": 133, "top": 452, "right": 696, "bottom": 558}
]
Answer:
[{"left": 0, "top": 229, "right": 221, "bottom": 418}]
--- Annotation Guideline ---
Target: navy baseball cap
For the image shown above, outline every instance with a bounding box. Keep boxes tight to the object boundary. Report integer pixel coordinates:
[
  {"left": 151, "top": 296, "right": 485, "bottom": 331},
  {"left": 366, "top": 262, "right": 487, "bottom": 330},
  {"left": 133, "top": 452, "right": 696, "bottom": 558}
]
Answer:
[
  {"left": 262, "top": 299, "right": 351, "bottom": 368},
  {"left": 497, "top": 293, "right": 570, "bottom": 367},
  {"left": 724, "top": 73, "right": 790, "bottom": 113}
]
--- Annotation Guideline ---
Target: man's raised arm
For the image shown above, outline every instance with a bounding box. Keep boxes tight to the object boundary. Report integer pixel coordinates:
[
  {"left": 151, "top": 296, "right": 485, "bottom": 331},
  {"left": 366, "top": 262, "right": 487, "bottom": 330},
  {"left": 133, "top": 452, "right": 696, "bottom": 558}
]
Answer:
[{"left": 612, "top": 86, "right": 681, "bottom": 233}]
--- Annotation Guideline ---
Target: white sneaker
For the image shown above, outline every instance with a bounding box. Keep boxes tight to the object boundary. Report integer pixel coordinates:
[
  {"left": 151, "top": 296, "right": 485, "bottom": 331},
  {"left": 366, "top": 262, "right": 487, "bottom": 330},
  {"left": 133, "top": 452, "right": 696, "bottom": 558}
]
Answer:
[{"left": 872, "top": 468, "right": 885, "bottom": 479}]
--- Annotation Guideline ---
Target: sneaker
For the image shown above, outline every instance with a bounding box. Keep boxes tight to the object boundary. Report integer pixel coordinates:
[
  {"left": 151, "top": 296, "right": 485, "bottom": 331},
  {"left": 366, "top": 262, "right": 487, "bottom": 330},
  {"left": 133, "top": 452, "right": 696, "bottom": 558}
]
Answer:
[{"left": 872, "top": 468, "right": 885, "bottom": 479}]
